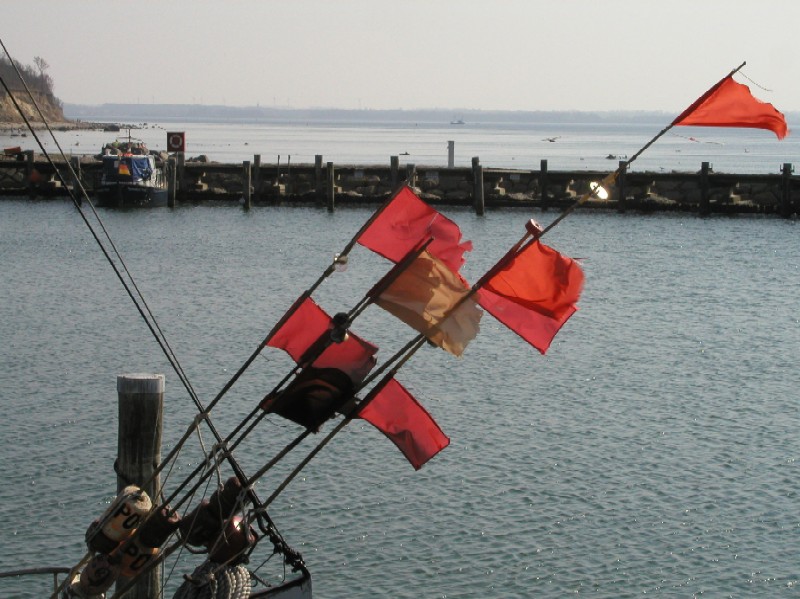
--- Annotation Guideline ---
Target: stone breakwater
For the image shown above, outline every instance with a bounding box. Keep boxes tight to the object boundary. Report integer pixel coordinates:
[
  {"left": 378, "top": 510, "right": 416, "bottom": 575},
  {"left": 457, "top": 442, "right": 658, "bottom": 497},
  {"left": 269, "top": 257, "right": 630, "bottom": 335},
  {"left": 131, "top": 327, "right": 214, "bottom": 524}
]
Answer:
[{"left": 0, "top": 151, "right": 797, "bottom": 216}]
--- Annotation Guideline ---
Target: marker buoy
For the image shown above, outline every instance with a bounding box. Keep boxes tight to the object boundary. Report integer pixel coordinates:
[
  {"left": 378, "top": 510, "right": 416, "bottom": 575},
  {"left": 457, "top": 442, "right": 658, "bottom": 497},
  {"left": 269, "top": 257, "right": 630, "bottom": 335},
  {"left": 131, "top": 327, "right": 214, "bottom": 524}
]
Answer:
[
  {"left": 98, "top": 485, "right": 152, "bottom": 543},
  {"left": 78, "top": 553, "right": 121, "bottom": 596}
]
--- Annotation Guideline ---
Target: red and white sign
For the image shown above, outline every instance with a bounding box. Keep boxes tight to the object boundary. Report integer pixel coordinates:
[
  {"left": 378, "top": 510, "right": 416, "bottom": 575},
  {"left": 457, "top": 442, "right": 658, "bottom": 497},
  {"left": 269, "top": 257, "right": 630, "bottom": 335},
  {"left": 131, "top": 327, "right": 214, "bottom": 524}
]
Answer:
[{"left": 166, "top": 131, "right": 185, "bottom": 152}]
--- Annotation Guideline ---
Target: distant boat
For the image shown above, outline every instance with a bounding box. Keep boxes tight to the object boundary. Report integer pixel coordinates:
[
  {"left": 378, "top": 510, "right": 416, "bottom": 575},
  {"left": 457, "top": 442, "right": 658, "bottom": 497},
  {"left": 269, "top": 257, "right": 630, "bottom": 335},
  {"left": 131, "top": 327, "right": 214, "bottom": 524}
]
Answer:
[{"left": 450, "top": 118, "right": 465, "bottom": 125}]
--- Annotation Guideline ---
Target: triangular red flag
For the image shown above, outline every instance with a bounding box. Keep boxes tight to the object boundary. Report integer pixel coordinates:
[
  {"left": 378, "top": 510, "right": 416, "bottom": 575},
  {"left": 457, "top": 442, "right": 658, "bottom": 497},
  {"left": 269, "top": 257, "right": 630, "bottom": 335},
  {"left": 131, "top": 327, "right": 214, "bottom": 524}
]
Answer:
[
  {"left": 358, "top": 377, "right": 449, "bottom": 470},
  {"left": 673, "top": 75, "right": 788, "bottom": 139},
  {"left": 357, "top": 186, "right": 472, "bottom": 273},
  {"left": 477, "top": 240, "right": 584, "bottom": 354},
  {"left": 266, "top": 297, "right": 377, "bottom": 383}
]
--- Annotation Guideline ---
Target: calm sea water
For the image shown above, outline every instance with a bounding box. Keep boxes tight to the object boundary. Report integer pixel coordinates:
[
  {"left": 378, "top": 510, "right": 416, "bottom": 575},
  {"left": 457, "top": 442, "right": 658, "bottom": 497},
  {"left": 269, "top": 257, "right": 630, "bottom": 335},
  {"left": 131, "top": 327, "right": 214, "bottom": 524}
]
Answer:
[
  {"left": 0, "top": 196, "right": 798, "bottom": 598},
  {"left": 2, "top": 115, "right": 799, "bottom": 174}
]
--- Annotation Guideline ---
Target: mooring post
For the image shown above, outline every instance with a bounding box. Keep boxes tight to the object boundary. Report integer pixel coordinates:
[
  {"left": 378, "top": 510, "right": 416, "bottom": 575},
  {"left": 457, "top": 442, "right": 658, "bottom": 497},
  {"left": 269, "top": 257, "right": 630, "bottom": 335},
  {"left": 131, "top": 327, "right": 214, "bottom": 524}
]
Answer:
[
  {"left": 327, "top": 161, "right": 335, "bottom": 212},
  {"left": 617, "top": 160, "right": 627, "bottom": 213},
  {"left": 167, "top": 156, "right": 177, "bottom": 208},
  {"left": 25, "top": 150, "right": 35, "bottom": 199},
  {"left": 176, "top": 152, "right": 185, "bottom": 199},
  {"left": 472, "top": 156, "right": 484, "bottom": 216},
  {"left": 448, "top": 141, "right": 455, "bottom": 169},
  {"left": 314, "top": 155, "right": 323, "bottom": 203},
  {"left": 116, "top": 373, "right": 164, "bottom": 599},
  {"left": 781, "top": 162, "right": 793, "bottom": 218},
  {"left": 539, "top": 159, "right": 548, "bottom": 210},
  {"left": 390, "top": 156, "right": 399, "bottom": 189},
  {"left": 406, "top": 163, "right": 417, "bottom": 188},
  {"left": 70, "top": 156, "right": 82, "bottom": 206},
  {"left": 253, "top": 154, "right": 262, "bottom": 203},
  {"left": 700, "top": 161, "right": 710, "bottom": 215},
  {"left": 242, "top": 160, "right": 252, "bottom": 210}
]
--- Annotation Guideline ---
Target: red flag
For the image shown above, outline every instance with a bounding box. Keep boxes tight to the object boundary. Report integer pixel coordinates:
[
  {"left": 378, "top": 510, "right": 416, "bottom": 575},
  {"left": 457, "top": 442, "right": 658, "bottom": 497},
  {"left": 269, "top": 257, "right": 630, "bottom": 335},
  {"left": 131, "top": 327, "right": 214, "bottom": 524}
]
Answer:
[
  {"left": 266, "top": 297, "right": 377, "bottom": 383},
  {"left": 673, "top": 75, "right": 788, "bottom": 139},
  {"left": 358, "top": 377, "right": 449, "bottom": 470},
  {"left": 357, "top": 186, "right": 472, "bottom": 273},
  {"left": 477, "top": 240, "right": 583, "bottom": 354}
]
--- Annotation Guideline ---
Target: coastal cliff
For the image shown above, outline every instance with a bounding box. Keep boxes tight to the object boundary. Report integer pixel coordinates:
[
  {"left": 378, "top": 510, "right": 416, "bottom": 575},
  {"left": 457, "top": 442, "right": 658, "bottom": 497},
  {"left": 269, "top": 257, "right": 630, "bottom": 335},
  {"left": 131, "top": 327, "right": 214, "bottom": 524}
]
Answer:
[{"left": 0, "top": 91, "right": 66, "bottom": 125}]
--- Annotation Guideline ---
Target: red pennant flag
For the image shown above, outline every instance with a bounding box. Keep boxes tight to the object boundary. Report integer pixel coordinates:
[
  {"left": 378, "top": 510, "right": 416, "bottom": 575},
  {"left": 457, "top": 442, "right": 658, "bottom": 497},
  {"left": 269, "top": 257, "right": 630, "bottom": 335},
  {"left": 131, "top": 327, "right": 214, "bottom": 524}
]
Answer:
[
  {"left": 266, "top": 297, "right": 377, "bottom": 383},
  {"left": 673, "top": 75, "right": 788, "bottom": 139},
  {"left": 357, "top": 186, "right": 472, "bottom": 273},
  {"left": 358, "top": 377, "right": 450, "bottom": 470},
  {"left": 477, "top": 240, "right": 584, "bottom": 354}
]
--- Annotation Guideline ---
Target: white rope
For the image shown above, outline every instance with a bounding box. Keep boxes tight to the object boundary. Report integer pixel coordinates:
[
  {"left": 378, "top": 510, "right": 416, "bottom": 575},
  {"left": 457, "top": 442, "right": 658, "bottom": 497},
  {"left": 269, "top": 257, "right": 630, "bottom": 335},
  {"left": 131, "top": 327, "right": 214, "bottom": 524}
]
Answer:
[{"left": 172, "top": 561, "right": 251, "bottom": 599}]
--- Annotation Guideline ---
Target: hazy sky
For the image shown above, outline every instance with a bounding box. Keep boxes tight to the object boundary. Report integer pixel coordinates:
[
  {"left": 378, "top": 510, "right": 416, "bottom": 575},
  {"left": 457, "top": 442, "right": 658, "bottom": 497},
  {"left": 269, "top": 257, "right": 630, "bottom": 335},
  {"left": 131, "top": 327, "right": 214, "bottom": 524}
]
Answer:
[{"left": 3, "top": 0, "right": 798, "bottom": 113}]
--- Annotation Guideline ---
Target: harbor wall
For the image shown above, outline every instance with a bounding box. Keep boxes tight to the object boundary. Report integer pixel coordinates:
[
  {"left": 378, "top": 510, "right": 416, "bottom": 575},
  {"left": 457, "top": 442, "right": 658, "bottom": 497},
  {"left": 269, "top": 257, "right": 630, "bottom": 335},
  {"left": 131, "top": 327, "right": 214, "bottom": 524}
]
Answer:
[{"left": 0, "top": 151, "right": 797, "bottom": 216}]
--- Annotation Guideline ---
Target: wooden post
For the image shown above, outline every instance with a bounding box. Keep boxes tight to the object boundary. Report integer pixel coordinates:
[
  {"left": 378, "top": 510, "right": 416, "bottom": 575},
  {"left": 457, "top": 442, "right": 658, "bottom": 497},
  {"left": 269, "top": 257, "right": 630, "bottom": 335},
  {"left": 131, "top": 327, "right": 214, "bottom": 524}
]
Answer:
[
  {"left": 700, "top": 161, "right": 710, "bottom": 215},
  {"left": 447, "top": 141, "right": 455, "bottom": 169},
  {"left": 176, "top": 152, "right": 185, "bottom": 199},
  {"left": 253, "top": 154, "right": 262, "bottom": 203},
  {"left": 286, "top": 155, "right": 292, "bottom": 196},
  {"left": 539, "top": 159, "right": 548, "bottom": 210},
  {"left": 326, "top": 161, "right": 335, "bottom": 212},
  {"left": 390, "top": 155, "right": 399, "bottom": 189},
  {"left": 315, "top": 155, "right": 324, "bottom": 203},
  {"left": 472, "top": 157, "right": 484, "bottom": 216},
  {"left": 116, "top": 373, "right": 164, "bottom": 599},
  {"left": 617, "top": 160, "right": 627, "bottom": 213},
  {"left": 25, "top": 150, "right": 35, "bottom": 199},
  {"left": 242, "top": 160, "right": 252, "bottom": 210},
  {"left": 406, "top": 163, "right": 417, "bottom": 188},
  {"left": 167, "top": 156, "right": 177, "bottom": 208},
  {"left": 70, "top": 156, "right": 82, "bottom": 206},
  {"left": 781, "top": 162, "right": 793, "bottom": 218}
]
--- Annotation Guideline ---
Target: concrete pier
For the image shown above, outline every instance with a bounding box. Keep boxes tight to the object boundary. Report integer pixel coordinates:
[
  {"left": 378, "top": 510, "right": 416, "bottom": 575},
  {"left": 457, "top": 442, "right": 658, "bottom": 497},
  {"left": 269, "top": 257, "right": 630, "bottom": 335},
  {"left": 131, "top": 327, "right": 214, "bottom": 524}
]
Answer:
[{"left": 0, "top": 152, "right": 797, "bottom": 216}]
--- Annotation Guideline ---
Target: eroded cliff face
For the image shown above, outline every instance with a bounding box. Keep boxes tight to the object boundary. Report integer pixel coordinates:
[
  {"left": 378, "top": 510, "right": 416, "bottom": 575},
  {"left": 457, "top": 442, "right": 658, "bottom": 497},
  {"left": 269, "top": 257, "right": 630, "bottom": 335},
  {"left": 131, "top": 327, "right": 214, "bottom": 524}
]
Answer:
[{"left": 0, "top": 91, "right": 66, "bottom": 124}]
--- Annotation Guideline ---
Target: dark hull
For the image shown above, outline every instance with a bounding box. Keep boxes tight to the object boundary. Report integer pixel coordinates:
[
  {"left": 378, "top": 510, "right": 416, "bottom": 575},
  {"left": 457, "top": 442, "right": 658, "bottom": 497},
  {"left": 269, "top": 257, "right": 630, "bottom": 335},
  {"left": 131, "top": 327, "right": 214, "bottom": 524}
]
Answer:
[{"left": 95, "top": 184, "right": 169, "bottom": 208}]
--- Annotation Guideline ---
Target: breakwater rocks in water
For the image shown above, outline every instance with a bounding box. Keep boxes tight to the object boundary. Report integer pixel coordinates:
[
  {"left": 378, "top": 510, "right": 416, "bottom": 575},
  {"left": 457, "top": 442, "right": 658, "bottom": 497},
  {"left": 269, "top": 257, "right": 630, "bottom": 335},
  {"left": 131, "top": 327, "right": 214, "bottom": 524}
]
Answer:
[{"left": 1, "top": 151, "right": 798, "bottom": 216}]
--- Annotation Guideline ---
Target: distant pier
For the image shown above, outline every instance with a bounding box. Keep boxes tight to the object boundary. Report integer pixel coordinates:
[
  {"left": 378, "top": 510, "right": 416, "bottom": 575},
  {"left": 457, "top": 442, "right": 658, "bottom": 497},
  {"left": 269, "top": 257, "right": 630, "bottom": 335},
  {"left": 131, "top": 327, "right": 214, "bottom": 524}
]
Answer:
[{"left": 0, "top": 151, "right": 797, "bottom": 217}]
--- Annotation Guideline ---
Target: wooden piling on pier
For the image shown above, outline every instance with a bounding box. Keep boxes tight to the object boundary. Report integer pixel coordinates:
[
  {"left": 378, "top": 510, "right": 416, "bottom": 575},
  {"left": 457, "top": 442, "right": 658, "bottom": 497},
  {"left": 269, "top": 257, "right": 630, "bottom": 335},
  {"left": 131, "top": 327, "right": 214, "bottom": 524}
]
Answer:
[
  {"left": 617, "top": 160, "right": 627, "bottom": 213},
  {"left": 406, "top": 164, "right": 417, "bottom": 188},
  {"left": 315, "top": 155, "right": 323, "bottom": 203},
  {"left": 176, "top": 152, "right": 185, "bottom": 200},
  {"left": 472, "top": 157, "right": 484, "bottom": 216},
  {"left": 70, "top": 156, "right": 82, "bottom": 206},
  {"left": 116, "top": 373, "right": 164, "bottom": 599},
  {"left": 25, "top": 150, "right": 34, "bottom": 198},
  {"left": 326, "top": 161, "right": 335, "bottom": 212},
  {"left": 700, "top": 162, "right": 710, "bottom": 215},
  {"left": 390, "top": 156, "right": 399, "bottom": 189},
  {"left": 539, "top": 159, "right": 549, "bottom": 209},
  {"left": 167, "top": 157, "right": 176, "bottom": 208},
  {"left": 242, "top": 160, "right": 251, "bottom": 210},
  {"left": 253, "top": 155, "right": 262, "bottom": 203},
  {"left": 781, "top": 162, "right": 793, "bottom": 218},
  {"left": 448, "top": 141, "right": 455, "bottom": 169}
]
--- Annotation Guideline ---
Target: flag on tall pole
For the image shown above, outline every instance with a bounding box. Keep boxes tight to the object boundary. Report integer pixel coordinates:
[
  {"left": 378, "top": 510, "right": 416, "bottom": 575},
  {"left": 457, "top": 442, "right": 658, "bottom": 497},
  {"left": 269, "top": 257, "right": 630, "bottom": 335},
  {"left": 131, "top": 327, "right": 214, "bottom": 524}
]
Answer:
[{"left": 673, "top": 73, "right": 788, "bottom": 139}]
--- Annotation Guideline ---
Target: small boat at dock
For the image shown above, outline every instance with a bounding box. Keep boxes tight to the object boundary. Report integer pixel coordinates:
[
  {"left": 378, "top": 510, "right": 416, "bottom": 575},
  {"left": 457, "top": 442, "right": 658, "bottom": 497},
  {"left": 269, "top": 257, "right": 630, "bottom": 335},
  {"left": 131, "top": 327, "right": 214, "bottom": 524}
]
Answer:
[{"left": 95, "top": 136, "right": 168, "bottom": 208}]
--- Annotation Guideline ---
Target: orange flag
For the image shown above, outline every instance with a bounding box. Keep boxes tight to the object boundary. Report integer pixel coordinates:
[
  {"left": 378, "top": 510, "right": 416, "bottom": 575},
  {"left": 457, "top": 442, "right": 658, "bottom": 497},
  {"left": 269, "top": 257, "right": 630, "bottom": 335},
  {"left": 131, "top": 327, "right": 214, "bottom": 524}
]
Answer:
[
  {"left": 673, "top": 75, "right": 788, "bottom": 139},
  {"left": 371, "top": 249, "right": 482, "bottom": 357},
  {"left": 477, "top": 240, "right": 583, "bottom": 354}
]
